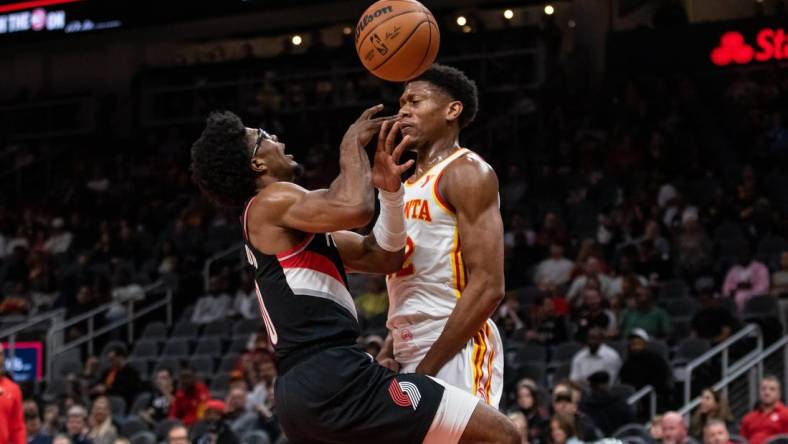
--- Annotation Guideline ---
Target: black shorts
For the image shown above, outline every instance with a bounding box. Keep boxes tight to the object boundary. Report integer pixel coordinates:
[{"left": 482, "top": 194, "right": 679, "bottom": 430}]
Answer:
[{"left": 275, "top": 344, "right": 444, "bottom": 444}]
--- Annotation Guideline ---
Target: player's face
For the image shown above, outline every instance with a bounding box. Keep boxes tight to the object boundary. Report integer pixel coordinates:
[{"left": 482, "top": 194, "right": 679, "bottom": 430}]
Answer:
[
  {"left": 398, "top": 81, "right": 454, "bottom": 147},
  {"left": 247, "top": 128, "right": 300, "bottom": 181}
]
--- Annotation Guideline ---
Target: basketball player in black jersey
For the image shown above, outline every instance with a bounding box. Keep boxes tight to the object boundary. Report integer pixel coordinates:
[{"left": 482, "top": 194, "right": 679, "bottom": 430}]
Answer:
[{"left": 190, "top": 105, "right": 518, "bottom": 444}]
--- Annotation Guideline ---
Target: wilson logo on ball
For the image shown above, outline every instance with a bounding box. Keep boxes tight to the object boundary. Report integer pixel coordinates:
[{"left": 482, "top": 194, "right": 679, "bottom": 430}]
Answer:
[{"left": 355, "top": 5, "right": 393, "bottom": 41}]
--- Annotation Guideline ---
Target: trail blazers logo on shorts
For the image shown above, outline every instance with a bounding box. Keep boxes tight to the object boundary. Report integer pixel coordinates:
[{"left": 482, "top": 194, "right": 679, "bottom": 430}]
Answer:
[{"left": 388, "top": 378, "right": 421, "bottom": 410}]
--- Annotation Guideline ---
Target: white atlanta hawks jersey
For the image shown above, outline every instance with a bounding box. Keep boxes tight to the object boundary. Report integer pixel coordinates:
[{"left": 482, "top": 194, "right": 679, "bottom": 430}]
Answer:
[{"left": 386, "top": 148, "right": 503, "bottom": 406}]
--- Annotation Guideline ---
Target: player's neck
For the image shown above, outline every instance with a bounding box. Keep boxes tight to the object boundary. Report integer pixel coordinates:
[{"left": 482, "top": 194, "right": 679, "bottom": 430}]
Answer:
[{"left": 414, "top": 134, "right": 460, "bottom": 175}]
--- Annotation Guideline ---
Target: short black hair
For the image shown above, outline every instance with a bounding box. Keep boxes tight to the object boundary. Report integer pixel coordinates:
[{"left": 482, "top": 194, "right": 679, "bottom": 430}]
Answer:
[
  {"left": 409, "top": 64, "right": 479, "bottom": 129},
  {"left": 191, "top": 111, "right": 257, "bottom": 208},
  {"left": 107, "top": 344, "right": 127, "bottom": 358}
]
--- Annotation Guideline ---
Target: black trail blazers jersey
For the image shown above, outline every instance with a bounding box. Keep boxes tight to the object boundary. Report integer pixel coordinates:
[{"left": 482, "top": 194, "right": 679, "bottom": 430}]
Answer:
[{"left": 241, "top": 197, "right": 361, "bottom": 367}]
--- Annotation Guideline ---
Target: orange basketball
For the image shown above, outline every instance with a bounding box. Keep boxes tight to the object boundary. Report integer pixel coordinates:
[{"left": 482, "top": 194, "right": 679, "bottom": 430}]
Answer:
[{"left": 355, "top": 0, "right": 440, "bottom": 82}]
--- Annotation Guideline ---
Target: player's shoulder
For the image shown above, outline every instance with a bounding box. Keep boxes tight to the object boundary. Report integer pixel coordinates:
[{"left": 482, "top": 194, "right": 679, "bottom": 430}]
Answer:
[
  {"left": 251, "top": 182, "right": 308, "bottom": 219},
  {"left": 443, "top": 148, "right": 498, "bottom": 189}
]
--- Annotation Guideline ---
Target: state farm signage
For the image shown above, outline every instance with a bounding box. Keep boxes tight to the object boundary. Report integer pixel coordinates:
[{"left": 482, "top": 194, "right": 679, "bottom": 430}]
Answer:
[{"left": 710, "top": 28, "right": 788, "bottom": 66}]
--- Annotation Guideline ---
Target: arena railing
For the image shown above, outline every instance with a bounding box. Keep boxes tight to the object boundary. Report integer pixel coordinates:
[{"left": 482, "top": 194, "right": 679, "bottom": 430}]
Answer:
[
  {"left": 627, "top": 384, "right": 657, "bottom": 420},
  {"left": 679, "top": 323, "right": 762, "bottom": 406},
  {"left": 0, "top": 309, "right": 66, "bottom": 375},
  {"left": 202, "top": 242, "right": 243, "bottom": 292},
  {"left": 678, "top": 334, "right": 788, "bottom": 419},
  {"left": 45, "top": 280, "right": 172, "bottom": 380}
]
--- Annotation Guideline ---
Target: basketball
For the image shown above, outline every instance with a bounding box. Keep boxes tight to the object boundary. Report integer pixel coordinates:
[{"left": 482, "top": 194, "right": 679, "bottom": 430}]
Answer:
[{"left": 355, "top": 0, "right": 440, "bottom": 82}]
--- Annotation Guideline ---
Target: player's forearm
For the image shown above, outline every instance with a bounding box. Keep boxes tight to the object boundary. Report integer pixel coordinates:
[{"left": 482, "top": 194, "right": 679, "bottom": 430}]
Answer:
[
  {"left": 330, "top": 137, "right": 374, "bottom": 213},
  {"left": 416, "top": 282, "right": 503, "bottom": 376}
]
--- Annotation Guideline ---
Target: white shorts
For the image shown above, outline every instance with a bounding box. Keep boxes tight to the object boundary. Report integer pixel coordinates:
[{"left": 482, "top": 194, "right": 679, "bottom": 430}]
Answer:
[
  {"left": 397, "top": 319, "right": 504, "bottom": 408},
  {"left": 422, "top": 376, "right": 480, "bottom": 444}
]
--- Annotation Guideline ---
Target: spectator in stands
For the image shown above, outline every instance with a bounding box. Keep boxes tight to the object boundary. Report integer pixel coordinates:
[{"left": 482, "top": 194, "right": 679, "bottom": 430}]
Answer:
[
  {"left": 570, "top": 327, "right": 621, "bottom": 383},
  {"left": 580, "top": 371, "right": 635, "bottom": 435},
  {"left": 166, "top": 425, "right": 189, "bottom": 444},
  {"left": 247, "top": 351, "right": 276, "bottom": 410},
  {"left": 41, "top": 403, "right": 60, "bottom": 436},
  {"left": 661, "top": 411, "right": 689, "bottom": 444},
  {"left": 65, "top": 406, "right": 91, "bottom": 444},
  {"left": 574, "top": 287, "right": 617, "bottom": 341},
  {"left": 230, "top": 271, "right": 258, "bottom": 320},
  {"left": 650, "top": 415, "right": 664, "bottom": 442},
  {"left": 553, "top": 385, "right": 601, "bottom": 441},
  {"left": 550, "top": 414, "right": 582, "bottom": 444},
  {"left": 610, "top": 252, "right": 649, "bottom": 300},
  {"left": 771, "top": 251, "right": 788, "bottom": 297},
  {"left": 24, "top": 400, "right": 51, "bottom": 444},
  {"left": 512, "top": 380, "right": 549, "bottom": 444},
  {"left": 44, "top": 218, "right": 73, "bottom": 255},
  {"left": 567, "top": 256, "right": 613, "bottom": 303},
  {"left": 722, "top": 244, "right": 770, "bottom": 314},
  {"left": 740, "top": 375, "right": 788, "bottom": 444},
  {"left": 507, "top": 411, "right": 529, "bottom": 444},
  {"left": 224, "top": 386, "right": 257, "bottom": 436},
  {"left": 703, "top": 419, "right": 733, "bottom": 444},
  {"left": 534, "top": 242, "right": 575, "bottom": 287},
  {"left": 91, "top": 345, "right": 140, "bottom": 407},
  {"left": 191, "top": 399, "right": 239, "bottom": 444},
  {"left": 192, "top": 276, "right": 232, "bottom": 324},
  {"left": 139, "top": 367, "right": 174, "bottom": 426},
  {"left": 0, "top": 343, "right": 25, "bottom": 444},
  {"left": 691, "top": 277, "right": 738, "bottom": 344},
  {"left": 112, "top": 439, "right": 129, "bottom": 444},
  {"left": 169, "top": 363, "right": 209, "bottom": 426},
  {"left": 536, "top": 212, "right": 568, "bottom": 252},
  {"left": 619, "top": 328, "right": 672, "bottom": 407},
  {"left": 525, "top": 292, "right": 569, "bottom": 346},
  {"left": 675, "top": 210, "right": 713, "bottom": 280},
  {"left": 618, "top": 286, "right": 672, "bottom": 339},
  {"left": 690, "top": 389, "right": 733, "bottom": 440},
  {"left": 53, "top": 435, "right": 72, "bottom": 444},
  {"left": 86, "top": 397, "right": 116, "bottom": 444}
]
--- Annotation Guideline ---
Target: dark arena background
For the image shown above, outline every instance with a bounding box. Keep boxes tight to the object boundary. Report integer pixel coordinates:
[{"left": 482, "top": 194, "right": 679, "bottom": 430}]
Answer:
[{"left": 1, "top": 0, "right": 788, "bottom": 443}]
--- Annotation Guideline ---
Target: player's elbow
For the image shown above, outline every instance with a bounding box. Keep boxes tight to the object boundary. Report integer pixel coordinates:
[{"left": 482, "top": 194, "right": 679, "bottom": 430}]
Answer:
[
  {"left": 346, "top": 201, "right": 375, "bottom": 228},
  {"left": 480, "top": 283, "right": 505, "bottom": 307}
]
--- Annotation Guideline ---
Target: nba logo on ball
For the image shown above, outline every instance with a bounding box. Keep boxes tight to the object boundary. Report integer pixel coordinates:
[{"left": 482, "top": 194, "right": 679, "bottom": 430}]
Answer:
[{"left": 355, "top": 0, "right": 441, "bottom": 82}]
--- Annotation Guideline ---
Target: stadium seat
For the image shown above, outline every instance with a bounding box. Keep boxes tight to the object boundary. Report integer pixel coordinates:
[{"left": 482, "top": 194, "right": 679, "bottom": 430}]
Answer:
[
  {"left": 127, "top": 358, "right": 149, "bottom": 378},
  {"left": 606, "top": 339, "right": 628, "bottom": 360},
  {"left": 120, "top": 416, "right": 149, "bottom": 438},
  {"left": 662, "top": 298, "right": 699, "bottom": 318},
  {"left": 202, "top": 320, "right": 230, "bottom": 338},
  {"left": 219, "top": 353, "right": 240, "bottom": 373},
  {"left": 189, "top": 356, "right": 215, "bottom": 378},
  {"left": 108, "top": 395, "right": 127, "bottom": 417},
  {"left": 194, "top": 337, "right": 222, "bottom": 356},
  {"left": 53, "top": 357, "right": 83, "bottom": 378},
  {"left": 210, "top": 373, "right": 230, "bottom": 397},
  {"left": 646, "top": 340, "right": 669, "bottom": 361},
  {"left": 154, "top": 419, "right": 183, "bottom": 441},
  {"left": 241, "top": 430, "right": 271, "bottom": 444},
  {"left": 100, "top": 340, "right": 128, "bottom": 358},
  {"left": 140, "top": 321, "right": 168, "bottom": 340},
  {"left": 228, "top": 336, "right": 251, "bottom": 353},
  {"left": 550, "top": 341, "right": 583, "bottom": 365},
  {"left": 170, "top": 321, "right": 199, "bottom": 339},
  {"left": 609, "top": 383, "right": 636, "bottom": 400},
  {"left": 670, "top": 316, "right": 693, "bottom": 343},
  {"left": 162, "top": 338, "right": 191, "bottom": 357},
  {"left": 233, "top": 319, "right": 260, "bottom": 336},
  {"left": 511, "top": 363, "right": 546, "bottom": 386},
  {"left": 552, "top": 361, "right": 572, "bottom": 382},
  {"left": 131, "top": 340, "right": 158, "bottom": 359},
  {"left": 658, "top": 279, "right": 689, "bottom": 300},
  {"left": 507, "top": 343, "right": 547, "bottom": 366},
  {"left": 672, "top": 338, "right": 711, "bottom": 366},
  {"left": 130, "top": 431, "right": 157, "bottom": 444},
  {"left": 743, "top": 295, "right": 779, "bottom": 320},
  {"left": 613, "top": 423, "right": 649, "bottom": 440},
  {"left": 153, "top": 358, "right": 181, "bottom": 377},
  {"left": 129, "top": 393, "right": 152, "bottom": 417}
]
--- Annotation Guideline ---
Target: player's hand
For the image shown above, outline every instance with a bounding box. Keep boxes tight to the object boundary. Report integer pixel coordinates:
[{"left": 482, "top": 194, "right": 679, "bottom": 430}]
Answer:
[
  {"left": 378, "top": 357, "right": 401, "bottom": 373},
  {"left": 341, "top": 104, "right": 396, "bottom": 151},
  {"left": 372, "top": 120, "right": 415, "bottom": 192}
]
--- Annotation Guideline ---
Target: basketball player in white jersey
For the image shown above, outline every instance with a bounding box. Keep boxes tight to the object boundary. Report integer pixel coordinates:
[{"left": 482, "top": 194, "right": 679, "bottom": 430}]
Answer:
[{"left": 375, "top": 65, "right": 506, "bottom": 407}]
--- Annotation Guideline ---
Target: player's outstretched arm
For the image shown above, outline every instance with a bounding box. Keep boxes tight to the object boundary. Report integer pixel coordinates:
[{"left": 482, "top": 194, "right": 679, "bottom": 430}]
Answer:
[
  {"left": 255, "top": 105, "right": 393, "bottom": 234},
  {"left": 334, "top": 120, "right": 414, "bottom": 273},
  {"left": 415, "top": 155, "right": 505, "bottom": 376}
]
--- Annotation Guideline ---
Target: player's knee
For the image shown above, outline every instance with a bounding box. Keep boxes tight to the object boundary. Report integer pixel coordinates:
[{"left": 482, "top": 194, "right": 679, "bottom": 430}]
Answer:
[{"left": 496, "top": 416, "right": 520, "bottom": 444}]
